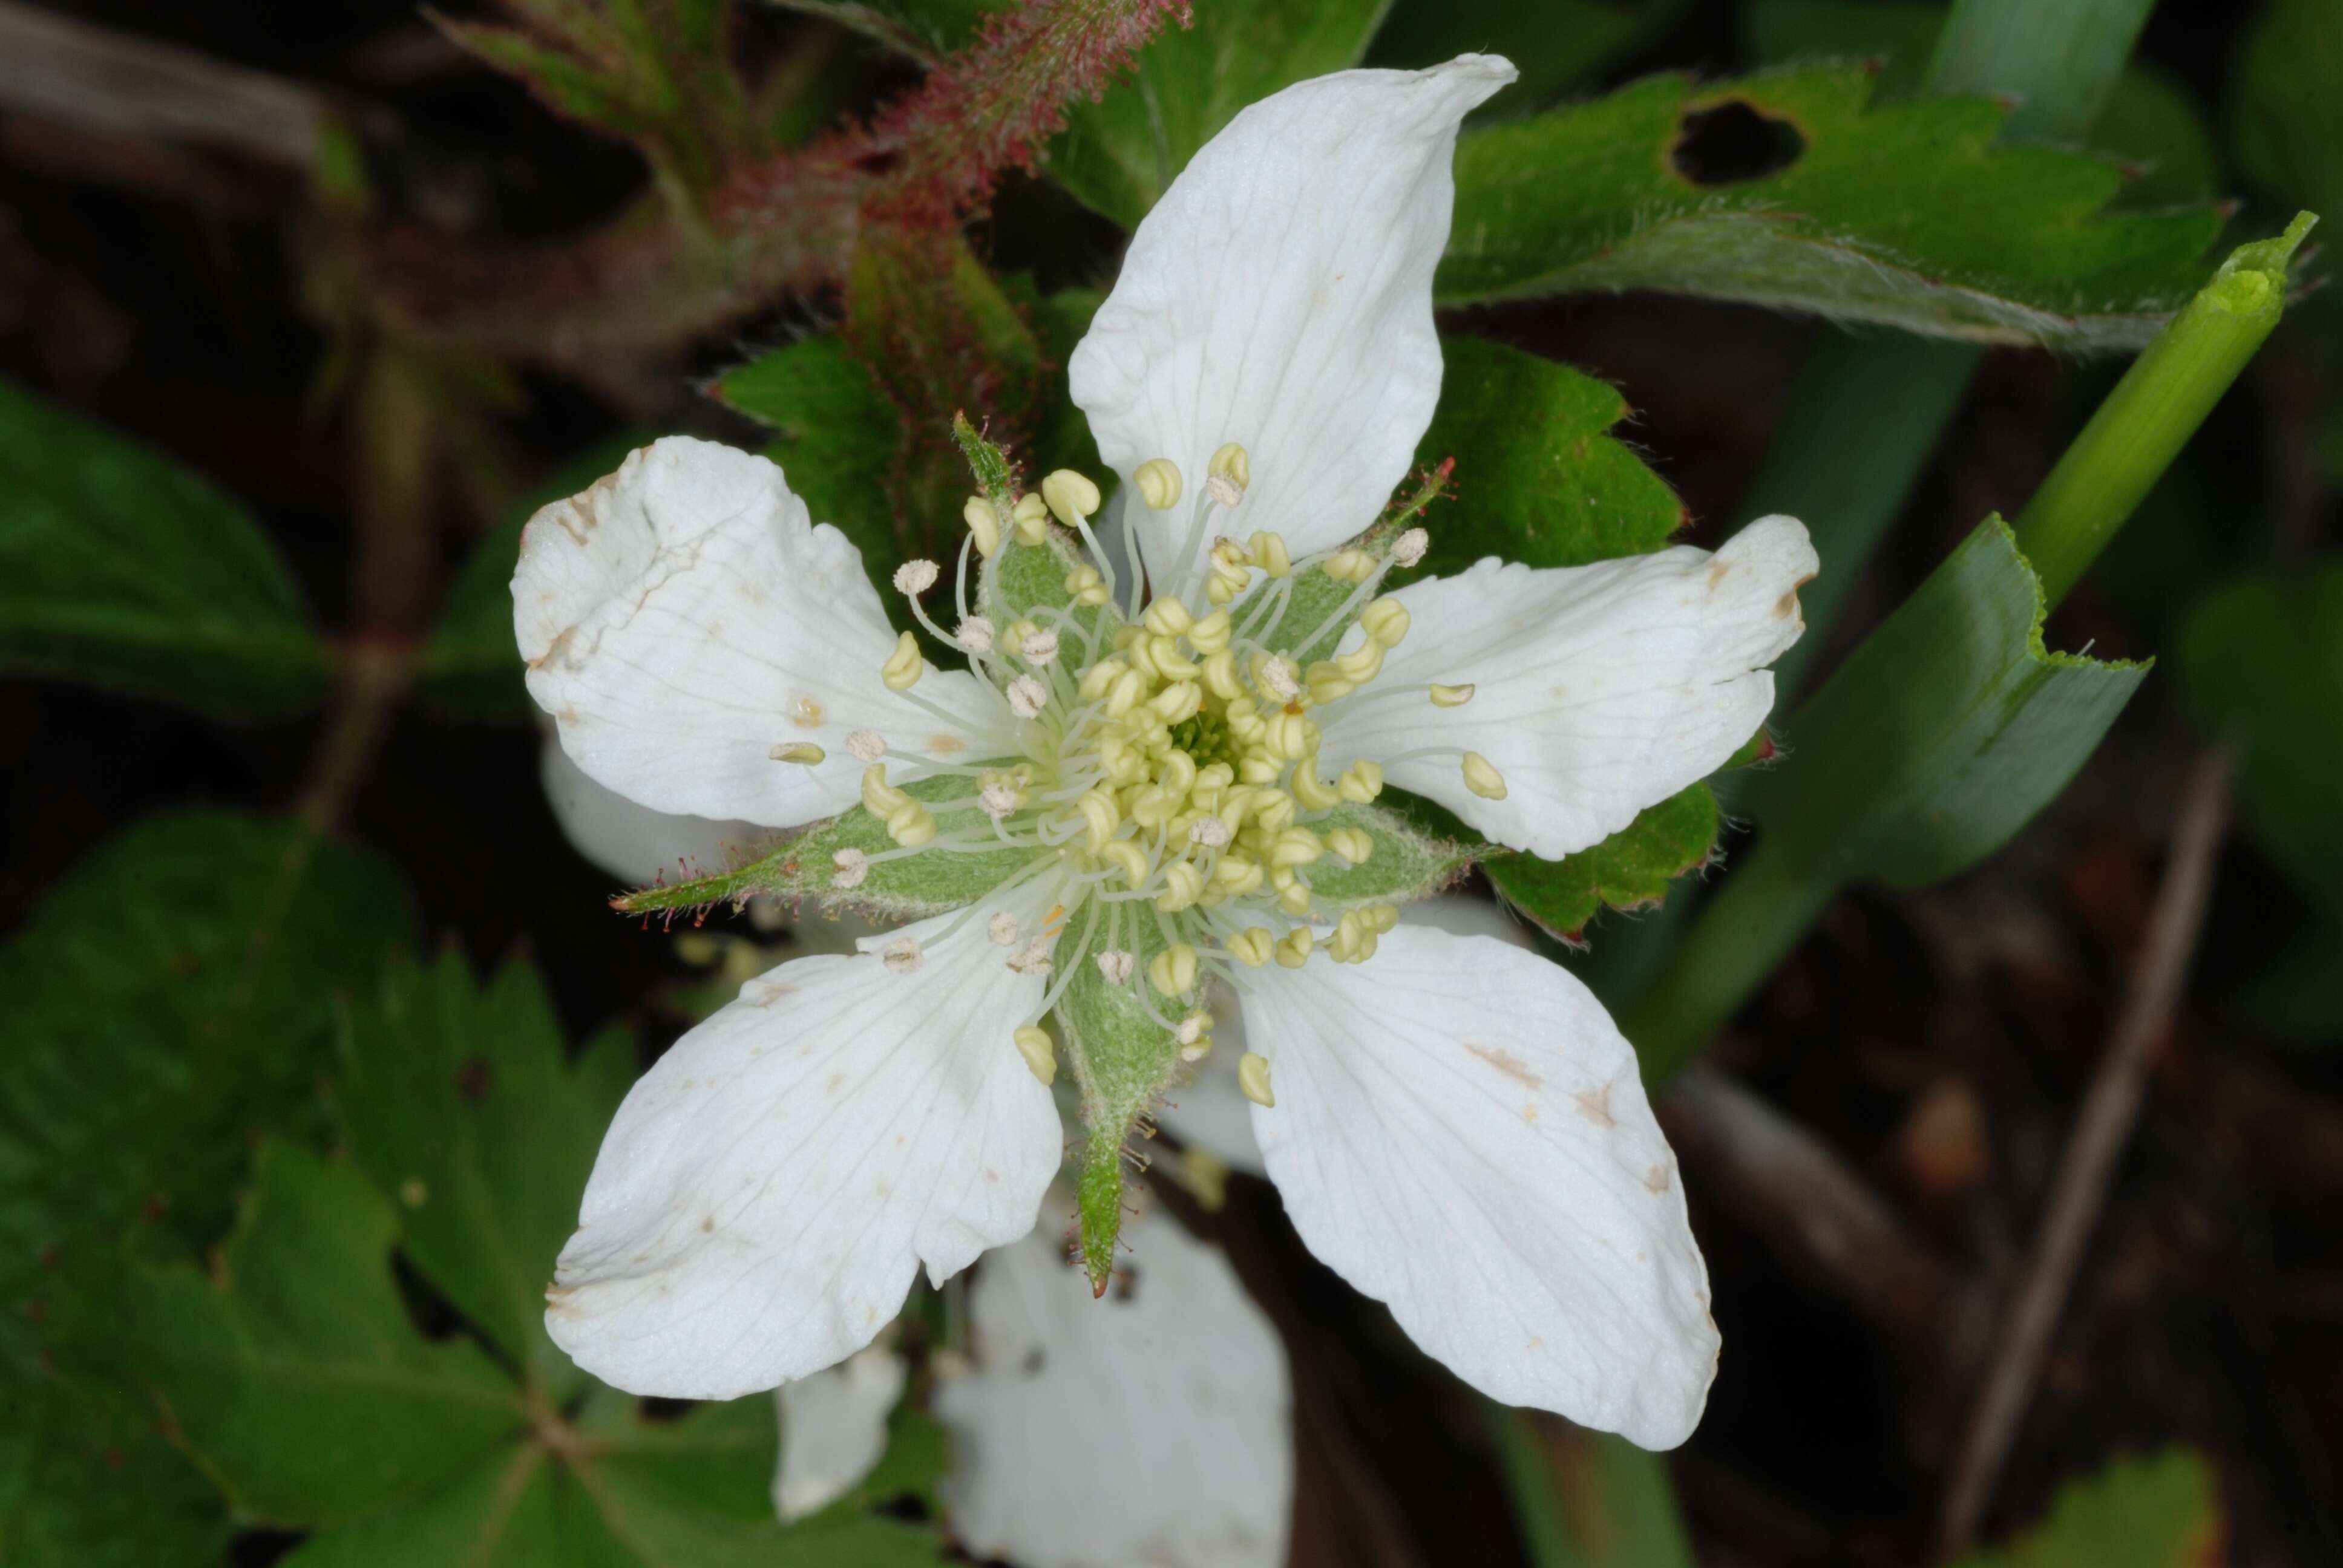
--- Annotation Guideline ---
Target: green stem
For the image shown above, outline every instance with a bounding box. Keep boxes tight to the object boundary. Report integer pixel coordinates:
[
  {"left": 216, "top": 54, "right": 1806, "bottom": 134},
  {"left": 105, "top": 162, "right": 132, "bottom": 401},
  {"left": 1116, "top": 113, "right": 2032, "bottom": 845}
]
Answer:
[
  {"left": 2016, "top": 213, "right": 2319, "bottom": 608},
  {"left": 1620, "top": 837, "right": 1837, "bottom": 1089},
  {"left": 1487, "top": 1403, "right": 1576, "bottom": 1568},
  {"left": 1925, "top": 0, "right": 2153, "bottom": 139}
]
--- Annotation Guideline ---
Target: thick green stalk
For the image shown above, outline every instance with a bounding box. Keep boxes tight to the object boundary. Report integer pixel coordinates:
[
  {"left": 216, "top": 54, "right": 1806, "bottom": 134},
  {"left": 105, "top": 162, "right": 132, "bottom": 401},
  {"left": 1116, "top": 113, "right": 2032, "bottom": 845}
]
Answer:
[
  {"left": 2017, "top": 213, "right": 2318, "bottom": 607},
  {"left": 1925, "top": 0, "right": 2154, "bottom": 140}
]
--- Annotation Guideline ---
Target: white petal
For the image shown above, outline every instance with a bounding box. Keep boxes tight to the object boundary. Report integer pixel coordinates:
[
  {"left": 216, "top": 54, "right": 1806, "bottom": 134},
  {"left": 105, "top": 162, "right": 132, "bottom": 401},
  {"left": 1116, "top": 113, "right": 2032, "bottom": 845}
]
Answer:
[
  {"left": 513, "top": 436, "right": 1009, "bottom": 829},
  {"left": 771, "top": 1342, "right": 908, "bottom": 1522},
  {"left": 545, "top": 881, "right": 1064, "bottom": 1398},
  {"left": 1158, "top": 894, "right": 1537, "bottom": 1176},
  {"left": 1069, "top": 56, "right": 1516, "bottom": 587},
  {"left": 538, "top": 731, "right": 764, "bottom": 887},
  {"left": 1324, "top": 515, "right": 1817, "bottom": 860},
  {"left": 935, "top": 1210, "right": 1292, "bottom": 1568},
  {"left": 1243, "top": 925, "right": 1717, "bottom": 1448}
]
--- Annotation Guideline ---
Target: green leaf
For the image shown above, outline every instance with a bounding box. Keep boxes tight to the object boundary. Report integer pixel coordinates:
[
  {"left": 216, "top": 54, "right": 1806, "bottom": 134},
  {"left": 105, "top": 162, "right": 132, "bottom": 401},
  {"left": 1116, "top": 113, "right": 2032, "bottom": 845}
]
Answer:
[
  {"left": 0, "top": 379, "right": 332, "bottom": 716},
  {"left": 715, "top": 338, "right": 908, "bottom": 615},
  {"left": 1487, "top": 786, "right": 1719, "bottom": 944},
  {"left": 1, "top": 811, "right": 413, "bottom": 1330},
  {"left": 1048, "top": 0, "right": 1391, "bottom": 229},
  {"left": 615, "top": 773, "right": 1044, "bottom": 922},
  {"left": 2175, "top": 561, "right": 2343, "bottom": 918},
  {"left": 1950, "top": 1448, "right": 2220, "bottom": 1568},
  {"left": 338, "top": 956, "right": 637, "bottom": 1399},
  {"left": 1370, "top": 0, "right": 1686, "bottom": 104},
  {"left": 1299, "top": 802, "right": 1476, "bottom": 913},
  {"left": 1749, "top": 516, "right": 2148, "bottom": 890},
  {"left": 2230, "top": 0, "right": 2343, "bottom": 250},
  {"left": 1625, "top": 518, "right": 2149, "bottom": 1080},
  {"left": 88, "top": 1143, "right": 525, "bottom": 1525},
  {"left": 0, "top": 811, "right": 413, "bottom": 1564},
  {"left": 1403, "top": 338, "right": 1685, "bottom": 585},
  {"left": 1437, "top": 67, "right": 2224, "bottom": 350},
  {"left": 91, "top": 1141, "right": 952, "bottom": 1565},
  {"left": 416, "top": 433, "right": 649, "bottom": 720}
]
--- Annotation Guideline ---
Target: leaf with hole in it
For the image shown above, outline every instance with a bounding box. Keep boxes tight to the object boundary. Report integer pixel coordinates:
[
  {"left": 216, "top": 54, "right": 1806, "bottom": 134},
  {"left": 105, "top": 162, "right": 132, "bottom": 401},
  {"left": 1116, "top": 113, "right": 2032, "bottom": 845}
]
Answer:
[
  {"left": 1438, "top": 66, "right": 2224, "bottom": 350},
  {"left": 0, "top": 380, "right": 333, "bottom": 717},
  {"left": 2175, "top": 561, "right": 2343, "bottom": 918},
  {"left": 76, "top": 1141, "right": 952, "bottom": 1565},
  {"left": 1047, "top": 0, "right": 1391, "bottom": 230},
  {"left": 336, "top": 956, "right": 637, "bottom": 1403},
  {"left": 1401, "top": 337, "right": 1686, "bottom": 586},
  {"left": 1950, "top": 1448, "right": 2220, "bottom": 1568},
  {"left": 1489, "top": 786, "right": 1720, "bottom": 944}
]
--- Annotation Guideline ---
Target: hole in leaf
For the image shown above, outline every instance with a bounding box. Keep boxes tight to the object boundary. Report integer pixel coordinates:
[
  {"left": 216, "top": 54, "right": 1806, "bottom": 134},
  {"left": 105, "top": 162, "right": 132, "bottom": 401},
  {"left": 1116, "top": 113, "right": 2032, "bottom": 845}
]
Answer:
[{"left": 1670, "top": 100, "right": 1805, "bottom": 186}]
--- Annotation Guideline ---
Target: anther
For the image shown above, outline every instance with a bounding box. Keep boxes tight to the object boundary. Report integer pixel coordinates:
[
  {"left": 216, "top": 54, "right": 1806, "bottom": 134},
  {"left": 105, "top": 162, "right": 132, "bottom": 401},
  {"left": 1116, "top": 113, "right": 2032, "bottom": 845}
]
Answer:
[
  {"left": 1336, "top": 760, "right": 1385, "bottom": 803},
  {"left": 1323, "top": 826, "right": 1373, "bottom": 864},
  {"left": 1248, "top": 532, "right": 1291, "bottom": 578},
  {"left": 831, "top": 849, "right": 869, "bottom": 889},
  {"left": 1011, "top": 492, "right": 1050, "bottom": 545},
  {"left": 1155, "top": 863, "right": 1206, "bottom": 912},
  {"left": 955, "top": 616, "right": 996, "bottom": 653},
  {"left": 881, "top": 631, "right": 924, "bottom": 691},
  {"left": 1006, "top": 939, "right": 1054, "bottom": 976},
  {"left": 1429, "top": 682, "right": 1476, "bottom": 708},
  {"left": 1142, "top": 598, "right": 1194, "bottom": 638},
  {"left": 1013, "top": 1025, "right": 1057, "bottom": 1086},
  {"left": 1256, "top": 656, "right": 1300, "bottom": 704},
  {"left": 1462, "top": 752, "right": 1509, "bottom": 800},
  {"left": 1040, "top": 469, "right": 1103, "bottom": 528},
  {"left": 988, "top": 911, "right": 1020, "bottom": 946},
  {"left": 1186, "top": 609, "right": 1233, "bottom": 654},
  {"left": 882, "top": 935, "right": 925, "bottom": 974},
  {"left": 1391, "top": 527, "right": 1429, "bottom": 568},
  {"left": 1324, "top": 549, "right": 1374, "bottom": 584},
  {"left": 979, "top": 777, "right": 1023, "bottom": 818},
  {"left": 1064, "top": 564, "right": 1112, "bottom": 606},
  {"left": 893, "top": 559, "right": 939, "bottom": 596},
  {"left": 1101, "top": 841, "right": 1151, "bottom": 888},
  {"left": 1358, "top": 598, "right": 1410, "bottom": 647},
  {"left": 1225, "top": 928, "right": 1274, "bottom": 968},
  {"left": 1007, "top": 676, "right": 1049, "bottom": 719},
  {"left": 1148, "top": 943, "right": 1199, "bottom": 997},
  {"left": 1133, "top": 458, "right": 1184, "bottom": 510},
  {"left": 1237, "top": 1053, "right": 1275, "bottom": 1108},
  {"left": 1095, "top": 949, "right": 1136, "bottom": 985},
  {"left": 963, "top": 495, "right": 1003, "bottom": 557},
  {"left": 847, "top": 730, "right": 887, "bottom": 763},
  {"left": 1020, "top": 628, "right": 1060, "bottom": 665},
  {"left": 1188, "top": 817, "right": 1231, "bottom": 848},
  {"left": 769, "top": 742, "right": 825, "bottom": 765},
  {"left": 1208, "top": 442, "right": 1250, "bottom": 494},
  {"left": 1176, "top": 1010, "right": 1213, "bottom": 1061},
  {"left": 1273, "top": 929, "right": 1312, "bottom": 968}
]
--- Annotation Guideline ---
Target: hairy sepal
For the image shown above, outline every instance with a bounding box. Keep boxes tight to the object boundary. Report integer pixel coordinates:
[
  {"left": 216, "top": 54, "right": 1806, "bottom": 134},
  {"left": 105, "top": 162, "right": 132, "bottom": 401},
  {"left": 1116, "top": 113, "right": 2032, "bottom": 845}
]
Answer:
[
  {"left": 1259, "top": 469, "right": 1452, "bottom": 658},
  {"left": 1054, "top": 921, "right": 1182, "bottom": 1293},
  {"left": 1302, "top": 802, "right": 1478, "bottom": 915},
  {"left": 612, "top": 773, "right": 1044, "bottom": 923}
]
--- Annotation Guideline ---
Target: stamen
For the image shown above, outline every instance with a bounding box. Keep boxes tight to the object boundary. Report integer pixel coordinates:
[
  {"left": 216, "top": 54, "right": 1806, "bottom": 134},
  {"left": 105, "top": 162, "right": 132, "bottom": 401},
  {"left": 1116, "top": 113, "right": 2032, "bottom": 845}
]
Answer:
[
  {"left": 1133, "top": 457, "right": 1183, "bottom": 509},
  {"left": 881, "top": 935, "right": 924, "bottom": 973},
  {"left": 1430, "top": 683, "right": 1476, "bottom": 708},
  {"left": 1391, "top": 527, "right": 1429, "bottom": 568},
  {"left": 769, "top": 742, "right": 825, "bottom": 765},
  {"left": 831, "top": 849, "right": 868, "bottom": 889},
  {"left": 1012, "top": 1025, "right": 1057, "bottom": 1086},
  {"left": 1462, "top": 752, "right": 1509, "bottom": 800},
  {"left": 1095, "top": 949, "right": 1135, "bottom": 984},
  {"left": 956, "top": 616, "right": 996, "bottom": 653},
  {"left": 893, "top": 560, "right": 939, "bottom": 596},
  {"left": 963, "top": 495, "right": 1003, "bottom": 557},
  {"left": 880, "top": 632, "right": 924, "bottom": 691},
  {"left": 847, "top": 730, "right": 887, "bottom": 763},
  {"left": 1007, "top": 676, "right": 1049, "bottom": 719},
  {"left": 1237, "top": 1053, "right": 1274, "bottom": 1108},
  {"left": 988, "top": 911, "right": 1020, "bottom": 946}
]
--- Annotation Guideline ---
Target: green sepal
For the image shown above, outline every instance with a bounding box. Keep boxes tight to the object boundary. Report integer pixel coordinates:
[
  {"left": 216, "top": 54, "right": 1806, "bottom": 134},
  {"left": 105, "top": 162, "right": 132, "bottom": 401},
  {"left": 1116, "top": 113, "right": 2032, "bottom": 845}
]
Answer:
[
  {"left": 1257, "top": 489, "right": 1444, "bottom": 659},
  {"left": 951, "top": 411, "right": 1018, "bottom": 515},
  {"left": 1486, "top": 785, "right": 1720, "bottom": 944},
  {"left": 1302, "top": 802, "right": 1478, "bottom": 914},
  {"left": 1053, "top": 920, "right": 1183, "bottom": 1292},
  {"left": 983, "top": 529, "right": 1121, "bottom": 652},
  {"left": 614, "top": 774, "right": 1046, "bottom": 923}
]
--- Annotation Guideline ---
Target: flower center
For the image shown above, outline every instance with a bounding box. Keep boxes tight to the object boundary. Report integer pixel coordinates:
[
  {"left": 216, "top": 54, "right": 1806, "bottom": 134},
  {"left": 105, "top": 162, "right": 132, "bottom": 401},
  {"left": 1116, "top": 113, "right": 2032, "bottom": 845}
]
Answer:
[{"left": 825, "top": 446, "right": 1495, "bottom": 1100}]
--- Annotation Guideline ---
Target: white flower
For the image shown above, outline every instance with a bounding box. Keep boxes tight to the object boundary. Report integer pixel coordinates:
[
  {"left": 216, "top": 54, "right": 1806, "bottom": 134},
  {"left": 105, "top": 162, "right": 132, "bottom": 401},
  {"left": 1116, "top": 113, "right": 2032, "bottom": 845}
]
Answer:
[
  {"left": 770, "top": 1341, "right": 906, "bottom": 1522},
  {"left": 514, "top": 53, "right": 1815, "bottom": 1449}
]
